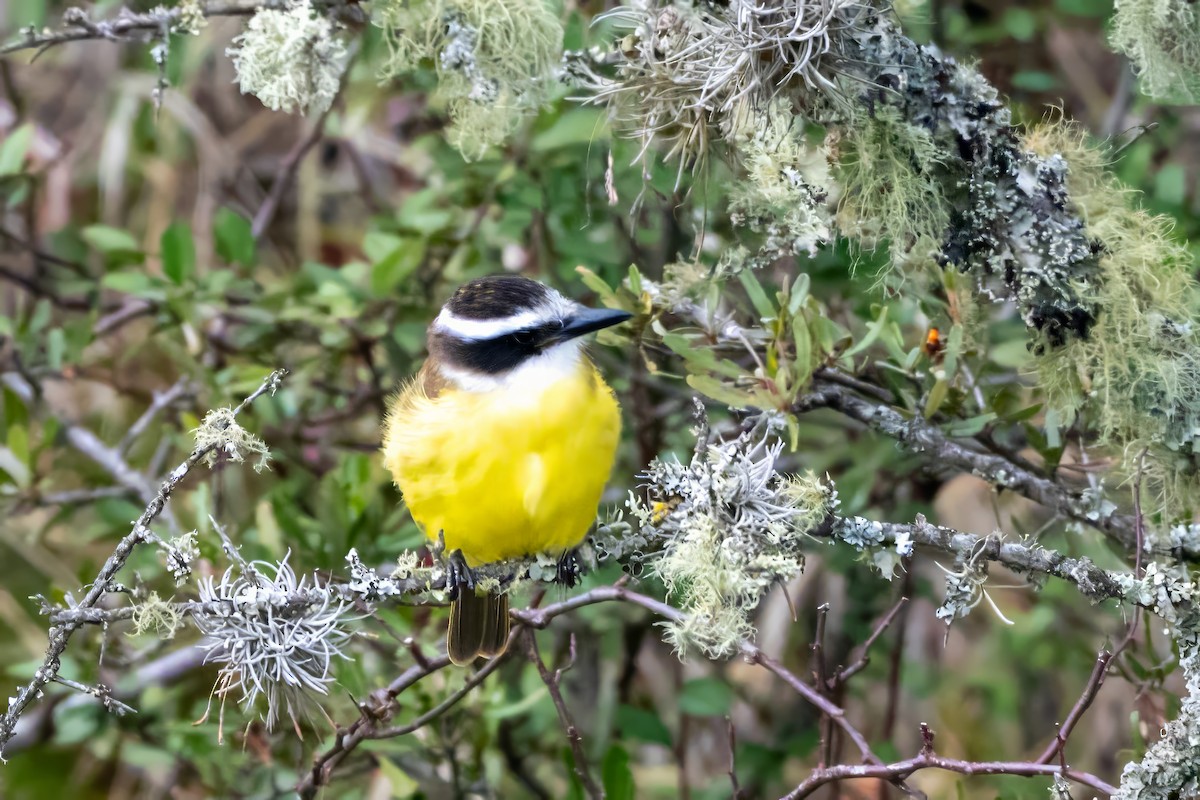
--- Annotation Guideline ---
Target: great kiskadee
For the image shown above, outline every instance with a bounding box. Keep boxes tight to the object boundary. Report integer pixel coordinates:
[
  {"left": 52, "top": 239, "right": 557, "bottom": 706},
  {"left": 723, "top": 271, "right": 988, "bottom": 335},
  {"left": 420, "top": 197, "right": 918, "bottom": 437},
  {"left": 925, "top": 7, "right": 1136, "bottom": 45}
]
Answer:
[{"left": 383, "top": 275, "right": 631, "bottom": 665}]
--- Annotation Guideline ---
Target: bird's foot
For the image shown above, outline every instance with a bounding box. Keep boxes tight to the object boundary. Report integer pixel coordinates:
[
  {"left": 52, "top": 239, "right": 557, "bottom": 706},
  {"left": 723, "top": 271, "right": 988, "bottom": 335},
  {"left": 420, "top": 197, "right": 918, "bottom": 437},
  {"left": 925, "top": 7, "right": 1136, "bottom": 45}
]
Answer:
[
  {"left": 556, "top": 548, "right": 583, "bottom": 588},
  {"left": 445, "top": 549, "right": 476, "bottom": 601}
]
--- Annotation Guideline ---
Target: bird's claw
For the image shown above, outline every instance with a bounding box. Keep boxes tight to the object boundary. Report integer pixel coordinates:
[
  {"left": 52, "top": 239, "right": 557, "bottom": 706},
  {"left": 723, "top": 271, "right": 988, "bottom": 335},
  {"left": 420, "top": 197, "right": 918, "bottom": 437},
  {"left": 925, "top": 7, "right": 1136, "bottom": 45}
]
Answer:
[
  {"left": 556, "top": 549, "right": 583, "bottom": 588},
  {"left": 446, "top": 549, "right": 475, "bottom": 601}
]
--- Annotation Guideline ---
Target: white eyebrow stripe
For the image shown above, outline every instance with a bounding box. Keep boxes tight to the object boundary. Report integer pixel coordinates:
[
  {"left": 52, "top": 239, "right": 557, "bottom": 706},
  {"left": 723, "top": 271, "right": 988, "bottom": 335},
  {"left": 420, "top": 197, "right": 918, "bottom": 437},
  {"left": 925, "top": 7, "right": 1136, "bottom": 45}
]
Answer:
[{"left": 434, "top": 309, "right": 547, "bottom": 339}]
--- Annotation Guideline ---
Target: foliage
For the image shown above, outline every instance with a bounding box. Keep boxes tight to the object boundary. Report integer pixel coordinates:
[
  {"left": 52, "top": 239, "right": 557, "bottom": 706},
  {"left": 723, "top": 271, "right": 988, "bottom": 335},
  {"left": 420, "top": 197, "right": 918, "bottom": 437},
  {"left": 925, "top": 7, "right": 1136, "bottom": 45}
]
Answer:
[{"left": 1, "top": 0, "right": 1200, "bottom": 798}]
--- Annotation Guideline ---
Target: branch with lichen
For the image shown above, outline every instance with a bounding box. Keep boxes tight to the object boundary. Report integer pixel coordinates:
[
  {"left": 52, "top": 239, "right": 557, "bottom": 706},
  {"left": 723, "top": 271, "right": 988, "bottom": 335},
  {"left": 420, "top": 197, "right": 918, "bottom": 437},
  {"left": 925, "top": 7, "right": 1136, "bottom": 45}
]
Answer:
[
  {"left": 588, "top": 1, "right": 1200, "bottom": 523},
  {"left": 0, "top": 369, "right": 286, "bottom": 757}
]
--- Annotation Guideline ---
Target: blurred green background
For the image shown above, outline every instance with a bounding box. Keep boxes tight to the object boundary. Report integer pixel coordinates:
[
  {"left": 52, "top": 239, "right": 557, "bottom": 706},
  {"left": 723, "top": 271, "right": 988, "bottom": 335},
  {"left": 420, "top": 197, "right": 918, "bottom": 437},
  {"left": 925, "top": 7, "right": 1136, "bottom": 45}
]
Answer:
[{"left": 0, "top": 0, "right": 1194, "bottom": 797}]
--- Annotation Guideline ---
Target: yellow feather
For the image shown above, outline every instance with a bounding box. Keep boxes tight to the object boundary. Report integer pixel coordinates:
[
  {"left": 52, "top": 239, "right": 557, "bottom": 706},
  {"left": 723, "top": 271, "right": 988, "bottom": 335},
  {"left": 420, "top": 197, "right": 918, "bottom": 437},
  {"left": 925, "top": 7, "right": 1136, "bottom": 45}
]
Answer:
[{"left": 383, "top": 359, "right": 621, "bottom": 565}]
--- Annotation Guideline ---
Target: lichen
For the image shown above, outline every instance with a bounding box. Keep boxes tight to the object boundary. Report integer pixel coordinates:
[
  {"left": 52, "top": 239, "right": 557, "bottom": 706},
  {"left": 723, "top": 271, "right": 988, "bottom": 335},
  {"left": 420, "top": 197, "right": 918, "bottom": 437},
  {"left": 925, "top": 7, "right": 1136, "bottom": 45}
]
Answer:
[
  {"left": 376, "top": 0, "right": 562, "bottom": 159},
  {"left": 833, "top": 106, "right": 948, "bottom": 285},
  {"left": 193, "top": 407, "right": 272, "bottom": 472},
  {"left": 1025, "top": 120, "right": 1200, "bottom": 517},
  {"left": 1110, "top": 0, "right": 1200, "bottom": 104},
  {"left": 632, "top": 408, "right": 833, "bottom": 658},
  {"left": 724, "top": 98, "right": 833, "bottom": 261},
  {"left": 1113, "top": 563, "right": 1200, "bottom": 799},
  {"left": 227, "top": 0, "right": 348, "bottom": 115}
]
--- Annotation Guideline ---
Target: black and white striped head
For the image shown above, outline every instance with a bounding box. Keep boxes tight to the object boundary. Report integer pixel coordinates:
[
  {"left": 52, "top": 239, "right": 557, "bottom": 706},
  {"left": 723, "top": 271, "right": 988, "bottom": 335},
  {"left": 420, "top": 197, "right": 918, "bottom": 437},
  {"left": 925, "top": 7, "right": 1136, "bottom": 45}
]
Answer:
[{"left": 429, "top": 275, "right": 631, "bottom": 391}]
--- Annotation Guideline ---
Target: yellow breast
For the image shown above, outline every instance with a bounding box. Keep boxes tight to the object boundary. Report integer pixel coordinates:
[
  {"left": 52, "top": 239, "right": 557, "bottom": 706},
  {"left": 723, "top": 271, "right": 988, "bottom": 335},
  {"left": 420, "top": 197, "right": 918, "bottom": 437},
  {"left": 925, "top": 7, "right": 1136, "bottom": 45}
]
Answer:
[{"left": 383, "top": 360, "right": 621, "bottom": 564}]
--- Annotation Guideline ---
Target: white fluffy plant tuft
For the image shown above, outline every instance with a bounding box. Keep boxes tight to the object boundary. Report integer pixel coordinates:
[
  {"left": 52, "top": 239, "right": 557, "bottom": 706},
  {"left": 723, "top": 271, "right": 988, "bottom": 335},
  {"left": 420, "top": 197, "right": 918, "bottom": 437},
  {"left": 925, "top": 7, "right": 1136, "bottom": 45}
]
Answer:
[
  {"left": 632, "top": 405, "right": 835, "bottom": 658},
  {"left": 227, "top": 0, "right": 349, "bottom": 115}
]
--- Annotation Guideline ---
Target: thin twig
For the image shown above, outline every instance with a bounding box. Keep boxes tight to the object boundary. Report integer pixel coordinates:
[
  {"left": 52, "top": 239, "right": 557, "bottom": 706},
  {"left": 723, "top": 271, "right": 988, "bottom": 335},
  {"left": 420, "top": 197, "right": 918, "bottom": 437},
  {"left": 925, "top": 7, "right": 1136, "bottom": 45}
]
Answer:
[
  {"left": 832, "top": 596, "right": 909, "bottom": 686},
  {"left": 726, "top": 716, "right": 742, "bottom": 799},
  {"left": 526, "top": 632, "right": 604, "bottom": 800},
  {"left": 1036, "top": 648, "right": 1114, "bottom": 765},
  {"left": 251, "top": 53, "right": 355, "bottom": 241},
  {"left": 117, "top": 377, "right": 191, "bottom": 454}
]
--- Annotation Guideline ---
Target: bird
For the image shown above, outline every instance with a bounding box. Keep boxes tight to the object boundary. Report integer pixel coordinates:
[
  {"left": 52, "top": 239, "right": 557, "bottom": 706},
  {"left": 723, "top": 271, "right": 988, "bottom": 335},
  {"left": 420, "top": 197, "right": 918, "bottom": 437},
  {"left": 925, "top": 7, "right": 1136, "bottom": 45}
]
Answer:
[{"left": 383, "top": 274, "right": 631, "bottom": 665}]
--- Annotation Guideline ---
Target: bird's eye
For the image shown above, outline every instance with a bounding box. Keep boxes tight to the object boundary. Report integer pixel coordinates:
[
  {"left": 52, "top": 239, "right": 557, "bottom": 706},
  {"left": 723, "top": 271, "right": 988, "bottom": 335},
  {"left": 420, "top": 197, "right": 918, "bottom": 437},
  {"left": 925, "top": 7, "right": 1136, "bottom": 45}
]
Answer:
[{"left": 511, "top": 330, "right": 536, "bottom": 346}]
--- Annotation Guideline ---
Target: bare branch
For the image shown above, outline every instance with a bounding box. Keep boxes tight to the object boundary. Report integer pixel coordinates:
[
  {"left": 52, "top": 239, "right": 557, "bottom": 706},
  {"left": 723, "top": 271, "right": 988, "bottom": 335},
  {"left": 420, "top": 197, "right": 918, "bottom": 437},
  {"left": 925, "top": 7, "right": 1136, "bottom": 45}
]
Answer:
[
  {"left": 780, "top": 725, "right": 1118, "bottom": 799},
  {"left": 1036, "top": 648, "right": 1114, "bottom": 766}
]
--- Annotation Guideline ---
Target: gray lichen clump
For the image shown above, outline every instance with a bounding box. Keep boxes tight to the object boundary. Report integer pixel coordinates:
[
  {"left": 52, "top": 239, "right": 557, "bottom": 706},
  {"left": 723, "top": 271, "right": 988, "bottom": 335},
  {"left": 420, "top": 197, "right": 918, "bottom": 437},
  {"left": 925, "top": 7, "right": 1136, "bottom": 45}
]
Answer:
[
  {"left": 627, "top": 409, "right": 834, "bottom": 658},
  {"left": 376, "top": 0, "right": 562, "bottom": 158},
  {"left": 1114, "top": 564, "right": 1200, "bottom": 798},
  {"left": 834, "top": 12, "right": 1102, "bottom": 349}
]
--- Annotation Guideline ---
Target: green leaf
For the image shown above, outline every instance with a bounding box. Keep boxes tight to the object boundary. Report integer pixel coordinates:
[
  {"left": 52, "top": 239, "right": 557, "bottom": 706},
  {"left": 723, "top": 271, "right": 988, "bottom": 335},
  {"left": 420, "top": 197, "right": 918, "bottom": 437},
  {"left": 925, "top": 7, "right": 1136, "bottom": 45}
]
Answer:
[
  {"left": 792, "top": 317, "right": 812, "bottom": 384},
  {"left": 627, "top": 263, "right": 643, "bottom": 296},
  {"left": 376, "top": 756, "right": 420, "bottom": 796},
  {"left": 214, "top": 208, "right": 255, "bottom": 266},
  {"left": 944, "top": 412, "right": 997, "bottom": 437},
  {"left": 1001, "top": 403, "right": 1043, "bottom": 424},
  {"left": 601, "top": 745, "right": 635, "bottom": 800},
  {"left": 1010, "top": 70, "right": 1059, "bottom": 92},
  {"left": 46, "top": 328, "right": 65, "bottom": 371},
  {"left": 843, "top": 306, "right": 889, "bottom": 358},
  {"left": 657, "top": 325, "right": 745, "bottom": 379},
  {"left": 0, "top": 124, "right": 34, "bottom": 176},
  {"left": 531, "top": 108, "right": 606, "bottom": 152},
  {"left": 82, "top": 225, "right": 139, "bottom": 255},
  {"left": 160, "top": 221, "right": 195, "bottom": 285},
  {"left": 1002, "top": 7, "right": 1038, "bottom": 41},
  {"left": 368, "top": 236, "right": 425, "bottom": 296},
  {"left": 616, "top": 705, "right": 672, "bottom": 747},
  {"left": 101, "top": 271, "right": 157, "bottom": 295},
  {"left": 679, "top": 677, "right": 734, "bottom": 716},
  {"left": 942, "top": 324, "right": 964, "bottom": 383},
  {"left": 686, "top": 375, "right": 755, "bottom": 409},
  {"left": 576, "top": 266, "right": 621, "bottom": 307},
  {"left": 739, "top": 269, "right": 775, "bottom": 320},
  {"left": 787, "top": 273, "right": 811, "bottom": 316},
  {"left": 923, "top": 379, "right": 949, "bottom": 419}
]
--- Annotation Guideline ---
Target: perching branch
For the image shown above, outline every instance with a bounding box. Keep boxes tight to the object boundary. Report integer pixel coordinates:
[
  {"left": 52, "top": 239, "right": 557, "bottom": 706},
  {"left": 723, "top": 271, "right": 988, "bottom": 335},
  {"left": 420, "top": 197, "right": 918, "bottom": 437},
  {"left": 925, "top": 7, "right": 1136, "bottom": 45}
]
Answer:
[{"left": 0, "top": 368, "right": 286, "bottom": 757}]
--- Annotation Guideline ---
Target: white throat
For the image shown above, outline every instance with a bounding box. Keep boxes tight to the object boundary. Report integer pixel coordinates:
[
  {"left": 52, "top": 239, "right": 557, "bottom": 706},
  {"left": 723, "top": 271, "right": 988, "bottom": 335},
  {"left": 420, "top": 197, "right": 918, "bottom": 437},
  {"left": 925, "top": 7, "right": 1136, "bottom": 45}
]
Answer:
[{"left": 439, "top": 339, "right": 585, "bottom": 394}]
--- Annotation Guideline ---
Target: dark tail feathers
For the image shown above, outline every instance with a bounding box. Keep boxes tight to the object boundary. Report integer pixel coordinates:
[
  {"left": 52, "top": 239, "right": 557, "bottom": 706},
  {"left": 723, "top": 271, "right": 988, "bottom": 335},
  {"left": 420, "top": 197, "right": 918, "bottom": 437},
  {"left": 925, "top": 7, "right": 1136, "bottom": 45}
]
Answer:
[{"left": 447, "top": 590, "right": 510, "bottom": 666}]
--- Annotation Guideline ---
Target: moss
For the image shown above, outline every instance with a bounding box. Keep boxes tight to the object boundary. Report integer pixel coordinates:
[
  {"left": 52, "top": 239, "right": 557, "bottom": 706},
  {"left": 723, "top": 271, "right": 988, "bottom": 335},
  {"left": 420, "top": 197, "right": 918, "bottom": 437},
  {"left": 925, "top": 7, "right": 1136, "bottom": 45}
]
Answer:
[
  {"left": 376, "top": 0, "right": 562, "bottom": 159},
  {"left": 1026, "top": 121, "right": 1200, "bottom": 516},
  {"left": 724, "top": 98, "right": 833, "bottom": 261},
  {"left": 834, "top": 106, "right": 949, "bottom": 285},
  {"left": 1110, "top": 0, "right": 1200, "bottom": 104}
]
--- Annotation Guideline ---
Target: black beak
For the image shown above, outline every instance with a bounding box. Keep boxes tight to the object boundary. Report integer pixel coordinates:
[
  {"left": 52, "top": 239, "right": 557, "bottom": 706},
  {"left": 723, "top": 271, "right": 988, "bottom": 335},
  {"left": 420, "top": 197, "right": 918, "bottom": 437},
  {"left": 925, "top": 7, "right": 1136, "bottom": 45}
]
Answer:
[{"left": 557, "top": 307, "right": 633, "bottom": 341}]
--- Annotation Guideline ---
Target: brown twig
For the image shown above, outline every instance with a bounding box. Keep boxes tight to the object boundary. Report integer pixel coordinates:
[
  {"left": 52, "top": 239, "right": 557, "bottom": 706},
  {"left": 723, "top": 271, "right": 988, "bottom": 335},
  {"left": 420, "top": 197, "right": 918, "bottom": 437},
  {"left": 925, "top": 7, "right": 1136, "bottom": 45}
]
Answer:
[
  {"left": 526, "top": 632, "right": 604, "bottom": 800},
  {"left": 250, "top": 54, "right": 355, "bottom": 241},
  {"left": 781, "top": 725, "right": 1117, "bottom": 799},
  {"left": 832, "top": 596, "right": 910, "bottom": 687},
  {"left": 727, "top": 716, "right": 742, "bottom": 799},
  {"left": 1036, "top": 648, "right": 1115, "bottom": 765}
]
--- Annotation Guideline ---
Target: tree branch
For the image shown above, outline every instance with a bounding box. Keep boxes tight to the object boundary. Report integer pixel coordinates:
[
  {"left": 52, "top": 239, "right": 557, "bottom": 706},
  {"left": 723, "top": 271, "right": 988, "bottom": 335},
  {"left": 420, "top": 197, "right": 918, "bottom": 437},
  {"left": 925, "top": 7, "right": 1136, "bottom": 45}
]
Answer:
[
  {"left": 525, "top": 632, "right": 603, "bottom": 800},
  {"left": 780, "top": 724, "right": 1117, "bottom": 799},
  {"left": 799, "top": 376, "right": 1140, "bottom": 552},
  {"left": 0, "top": 369, "right": 285, "bottom": 756},
  {"left": 0, "top": 1, "right": 353, "bottom": 57}
]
